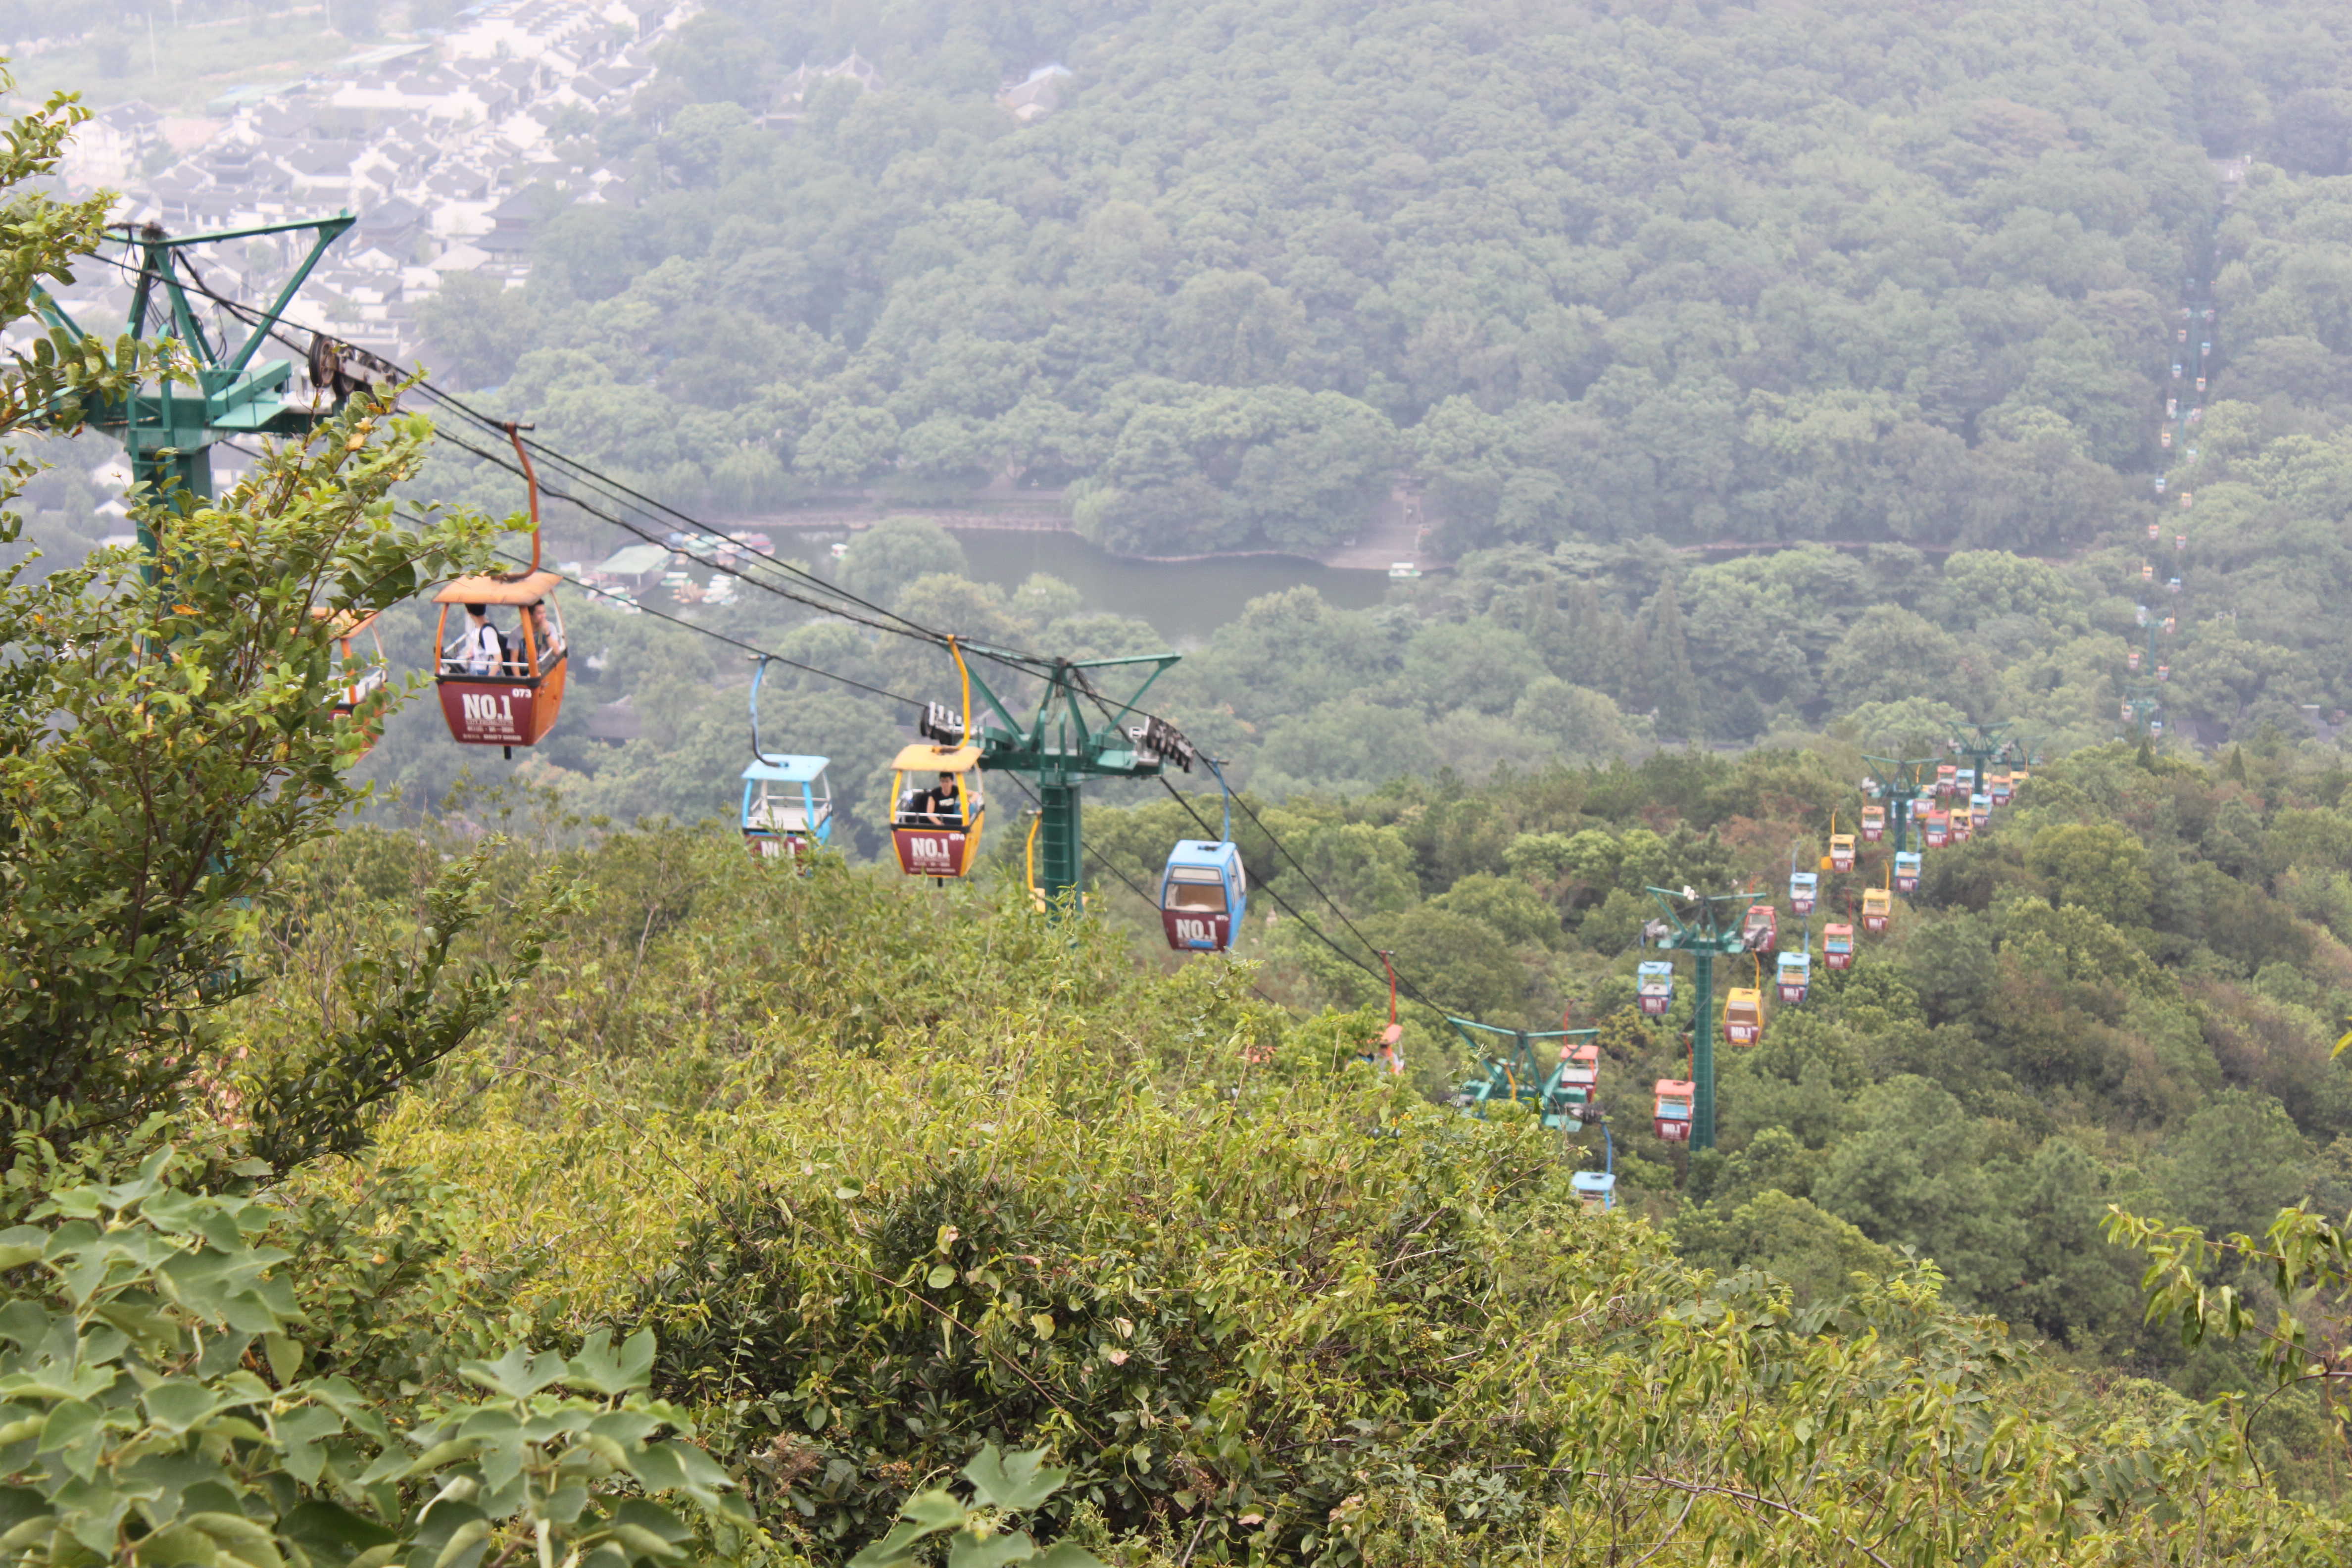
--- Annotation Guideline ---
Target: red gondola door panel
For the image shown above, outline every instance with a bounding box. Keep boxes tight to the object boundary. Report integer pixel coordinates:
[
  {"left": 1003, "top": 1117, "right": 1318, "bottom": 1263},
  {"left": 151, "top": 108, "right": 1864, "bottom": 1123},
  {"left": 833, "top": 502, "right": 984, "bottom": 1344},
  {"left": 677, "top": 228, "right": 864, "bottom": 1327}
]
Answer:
[
  {"left": 1162, "top": 908, "right": 1231, "bottom": 951},
  {"left": 894, "top": 827, "right": 971, "bottom": 877},
  {"left": 439, "top": 682, "right": 539, "bottom": 746}
]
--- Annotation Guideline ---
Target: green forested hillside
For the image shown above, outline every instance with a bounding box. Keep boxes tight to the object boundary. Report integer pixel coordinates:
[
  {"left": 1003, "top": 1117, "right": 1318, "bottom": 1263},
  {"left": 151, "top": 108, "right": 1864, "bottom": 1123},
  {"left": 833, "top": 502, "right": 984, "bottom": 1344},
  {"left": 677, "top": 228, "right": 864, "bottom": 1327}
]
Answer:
[
  {"left": 269, "top": 804, "right": 2352, "bottom": 1559},
  {"left": 346, "top": 515, "right": 2317, "bottom": 834},
  {"left": 425, "top": 0, "right": 2352, "bottom": 559},
  {"left": 17, "top": 9, "right": 2352, "bottom": 1564},
  {"left": 1078, "top": 735, "right": 2352, "bottom": 1486}
]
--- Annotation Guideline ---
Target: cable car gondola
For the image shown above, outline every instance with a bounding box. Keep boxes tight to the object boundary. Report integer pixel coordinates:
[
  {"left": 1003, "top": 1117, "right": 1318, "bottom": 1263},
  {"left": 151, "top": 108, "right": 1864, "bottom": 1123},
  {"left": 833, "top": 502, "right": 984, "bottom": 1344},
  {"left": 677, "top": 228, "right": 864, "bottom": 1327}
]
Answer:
[
  {"left": 1860, "top": 804, "right": 1885, "bottom": 843},
  {"left": 739, "top": 656, "right": 833, "bottom": 861},
  {"left": 1550, "top": 1040, "right": 1599, "bottom": 1125},
  {"left": 1829, "top": 833, "right": 1856, "bottom": 873},
  {"left": 1775, "top": 950, "right": 1810, "bottom": 1003},
  {"left": 1969, "top": 791, "right": 1991, "bottom": 829},
  {"left": 434, "top": 576, "right": 567, "bottom": 754},
  {"left": 1824, "top": 922, "right": 1855, "bottom": 970},
  {"left": 1741, "top": 903, "right": 1778, "bottom": 953},
  {"left": 890, "top": 639, "right": 985, "bottom": 880},
  {"left": 1935, "top": 763, "right": 1957, "bottom": 798},
  {"left": 433, "top": 426, "right": 566, "bottom": 756},
  {"left": 1654, "top": 1079, "right": 1694, "bottom": 1142},
  {"left": 1160, "top": 760, "right": 1247, "bottom": 952},
  {"left": 742, "top": 757, "right": 834, "bottom": 861},
  {"left": 1571, "top": 1171, "right": 1617, "bottom": 1212},
  {"left": 1636, "top": 959, "right": 1674, "bottom": 1016},
  {"left": 1354, "top": 951, "right": 1406, "bottom": 1074},
  {"left": 1988, "top": 770, "right": 2012, "bottom": 806},
  {"left": 1788, "top": 869, "right": 1817, "bottom": 914},
  {"left": 1862, "top": 887, "right": 1892, "bottom": 934},
  {"left": 1922, "top": 809, "right": 1950, "bottom": 848},
  {"left": 1162, "top": 842, "right": 1247, "bottom": 950},
  {"left": 320, "top": 608, "right": 388, "bottom": 759},
  {"left": 1724, "top": 987, "right": 1764, "bottom": 1046},
  {"left": 1894, "top": 850, "right": 1921, "bottom": 893}
]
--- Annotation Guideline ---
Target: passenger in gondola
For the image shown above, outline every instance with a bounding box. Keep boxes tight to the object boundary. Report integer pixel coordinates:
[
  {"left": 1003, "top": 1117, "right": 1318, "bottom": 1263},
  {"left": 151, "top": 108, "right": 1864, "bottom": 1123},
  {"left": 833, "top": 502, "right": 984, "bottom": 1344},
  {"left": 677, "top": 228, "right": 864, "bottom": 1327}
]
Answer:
[
  {"left": 905, "top": 771, "right": 966, "bottom": 828},
  {"left": 525, "top": 598, "right": 564, "bottom": 665},
  {"left": 446, "top": 603, "right": 506, "bottom": 676}
]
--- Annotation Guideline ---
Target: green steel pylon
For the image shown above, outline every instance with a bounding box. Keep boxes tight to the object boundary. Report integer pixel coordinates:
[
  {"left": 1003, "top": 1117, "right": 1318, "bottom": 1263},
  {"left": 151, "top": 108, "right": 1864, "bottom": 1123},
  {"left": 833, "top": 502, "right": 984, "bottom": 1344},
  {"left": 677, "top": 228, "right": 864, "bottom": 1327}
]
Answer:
[
  {"left": 30, "top": 214, "right": 357, "bottom": 525},
  {"left": 1642, "top": 886, "right": 1759, "bottom": 1152},
  {"left": 1861, "top": 753, "right": 1940, "bottom": 852},
  {"left": 946, "top": 649, "right": 1190, "bottom": 912}
]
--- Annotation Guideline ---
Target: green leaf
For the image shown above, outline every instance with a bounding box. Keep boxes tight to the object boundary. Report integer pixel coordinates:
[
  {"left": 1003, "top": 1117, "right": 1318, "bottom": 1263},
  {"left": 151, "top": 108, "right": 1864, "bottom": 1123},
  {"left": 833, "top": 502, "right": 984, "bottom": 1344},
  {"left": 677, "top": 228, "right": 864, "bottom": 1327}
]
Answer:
[
  {"left": 948, "top": 1529, "right": 1039, "bottom": 1568},
  {"left": 848, "top": 1491, "right": 967, "bottom": 1568},
  {"left": 0, "top": 1227, "right": 47, "bottom": 1272},
  {"left": 456, "top": 1345, "right": 567, "bottom": 1399},
  {"left": 264, "top": 1333, "right": 304, "bottom": 1385},
  {"left": 430, "top": 1518, "right": 491, "bottom": 1568},
  {"left": 275, "top": 1406, "right": 346, "bottom": 1487},
  {"left": 563, "top": 1329, "right": 655, "bottom": 1396},
  {"left": 607, "top": 1499, "right": 691, "bottom": 1549},
  {"left": 629, "top": 1441, "right": 738, "bottom": 1512},
  {"left": 144, "top": 1379, "right": 224, "bottom": 1435},
  {"left": 1029, "top": 1545, "right": 1113, "bottom": 1568},
  {"left": 962, "top": 1446, "right": 1067, "bottom": 1513},
  {"left": 278, "top": 1499, "right": 397, "bottom": 1567},
  {"left": 37, "top": 1399, "right": 101, "bottom": 1461},
  {"left": 927, "top": 1264, "right": 957, "bottom": 1289}
]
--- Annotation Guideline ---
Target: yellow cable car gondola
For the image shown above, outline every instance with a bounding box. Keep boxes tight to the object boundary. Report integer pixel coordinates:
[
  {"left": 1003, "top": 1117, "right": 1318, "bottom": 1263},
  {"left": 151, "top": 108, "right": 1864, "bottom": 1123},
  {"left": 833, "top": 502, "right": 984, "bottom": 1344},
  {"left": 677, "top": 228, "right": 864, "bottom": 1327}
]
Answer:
[
  {"left": 889, "top": 638, "right": 986, "bottom": 880},
  {"left": 1862, "top": 886, "right": 1892, "bottom": 934},
  {"left": 1724, "top": 986, "right": 1764, "bottom": 1046},
  {"left": 1829, "top": 832, "right": 1856, "bottom": 873}
]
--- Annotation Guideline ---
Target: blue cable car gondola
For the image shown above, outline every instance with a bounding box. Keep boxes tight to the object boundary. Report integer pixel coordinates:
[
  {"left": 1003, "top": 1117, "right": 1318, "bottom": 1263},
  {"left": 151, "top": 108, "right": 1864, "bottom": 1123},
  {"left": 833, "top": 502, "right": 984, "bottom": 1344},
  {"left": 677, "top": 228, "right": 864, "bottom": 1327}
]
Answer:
[
  {"left": 1160, "top": 759, "right": 1247, "bottom": 952},
  {"left": 1161, "top": 841, "right": 1247, "bottom": 950},
  {"left": 739, "top": 658, "right": 833, "bottom": 861},
  {"left": 1775, "top": 950, "right": 1810, "bottom": 1004},
  {"left": 1788, "top": 869, "right": 1816, "bottom": 915},
  {"left": 741, "top": 757, "right": 833, "bottom": 860},
  {"left": 1894, "top": 850, "right": 1921, "bottom": 892},
  {"left": 1636, "top": 959, "right": 1674, "bottom": 1016},
  {"left": 1571, "top": 1171, "right": 1617, "bottom": 1212}
]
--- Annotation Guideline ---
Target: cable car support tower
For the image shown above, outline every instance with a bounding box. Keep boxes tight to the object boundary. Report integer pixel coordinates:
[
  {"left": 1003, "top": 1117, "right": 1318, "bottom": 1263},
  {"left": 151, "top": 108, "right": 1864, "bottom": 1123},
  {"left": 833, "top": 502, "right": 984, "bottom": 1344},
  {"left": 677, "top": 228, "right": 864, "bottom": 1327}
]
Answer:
[
  {"left": 933, "top": 649, "right": 1193, "bottom": 909},
  {"left": 1860, "top": 752, "right": 1940, "bottom": 853},
  {"left": 29, "top": 214, "right": 361, "bottom": 537},
  {"left": 1642, "top": 886, "right": 1759, "bottom": 1153}
]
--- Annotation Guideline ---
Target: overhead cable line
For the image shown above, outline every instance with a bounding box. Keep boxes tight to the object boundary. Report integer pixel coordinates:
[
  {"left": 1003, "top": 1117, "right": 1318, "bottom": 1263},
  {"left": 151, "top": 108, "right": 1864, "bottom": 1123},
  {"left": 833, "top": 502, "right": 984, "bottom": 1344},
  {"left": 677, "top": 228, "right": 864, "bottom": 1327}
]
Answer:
[
  {"left": 482, "top": 550, "right": 931, "bottom": 709},
  {"left": 114, "top": 248, "right": 1455, "bottom": 1012},
  {"left": 94, "top": 248, "right": 1067, "bottom": 680}
]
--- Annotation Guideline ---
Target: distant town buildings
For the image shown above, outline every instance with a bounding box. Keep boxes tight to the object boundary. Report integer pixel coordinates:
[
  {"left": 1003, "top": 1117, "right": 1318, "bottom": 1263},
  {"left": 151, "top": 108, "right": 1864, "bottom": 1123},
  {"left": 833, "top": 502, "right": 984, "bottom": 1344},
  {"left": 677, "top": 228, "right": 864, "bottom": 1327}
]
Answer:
[
  {"left": 20, "top": 13, "right": 1066, "bottom": 378},
  {"left": 24, "top": 0, "right": 686, "bottom": 371}
]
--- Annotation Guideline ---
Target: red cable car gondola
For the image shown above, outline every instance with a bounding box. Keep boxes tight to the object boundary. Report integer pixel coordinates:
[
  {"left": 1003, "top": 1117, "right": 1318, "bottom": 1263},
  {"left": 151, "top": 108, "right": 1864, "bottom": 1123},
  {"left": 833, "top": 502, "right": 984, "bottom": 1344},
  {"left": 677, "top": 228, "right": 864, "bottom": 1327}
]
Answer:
[{"left": 433, "top": 424, "right": 566, "bottom": 757}]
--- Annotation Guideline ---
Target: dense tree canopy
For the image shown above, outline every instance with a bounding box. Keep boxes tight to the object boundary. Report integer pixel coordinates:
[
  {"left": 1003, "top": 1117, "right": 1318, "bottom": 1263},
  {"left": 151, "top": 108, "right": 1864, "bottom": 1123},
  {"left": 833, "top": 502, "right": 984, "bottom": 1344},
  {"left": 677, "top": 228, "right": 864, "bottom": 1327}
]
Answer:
[{"left": 398, "top": 0, "right": 2352, "bottom": 566}]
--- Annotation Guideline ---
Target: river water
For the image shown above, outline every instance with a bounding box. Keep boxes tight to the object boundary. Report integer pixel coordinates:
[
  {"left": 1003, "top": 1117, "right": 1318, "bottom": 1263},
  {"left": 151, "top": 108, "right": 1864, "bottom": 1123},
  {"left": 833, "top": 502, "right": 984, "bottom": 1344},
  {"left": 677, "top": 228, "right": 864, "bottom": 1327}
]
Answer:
[{"left": 792, "top": 527, "right": 1397, "bottom": 646}]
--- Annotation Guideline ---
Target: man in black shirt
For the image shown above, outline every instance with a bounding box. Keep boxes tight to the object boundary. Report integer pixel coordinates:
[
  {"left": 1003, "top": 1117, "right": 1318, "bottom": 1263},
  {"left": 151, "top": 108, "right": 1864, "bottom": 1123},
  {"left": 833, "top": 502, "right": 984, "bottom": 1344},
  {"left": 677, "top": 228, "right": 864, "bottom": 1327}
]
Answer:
[{"left": 906, "top": 772, "right": 965, "bottom": 829}]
